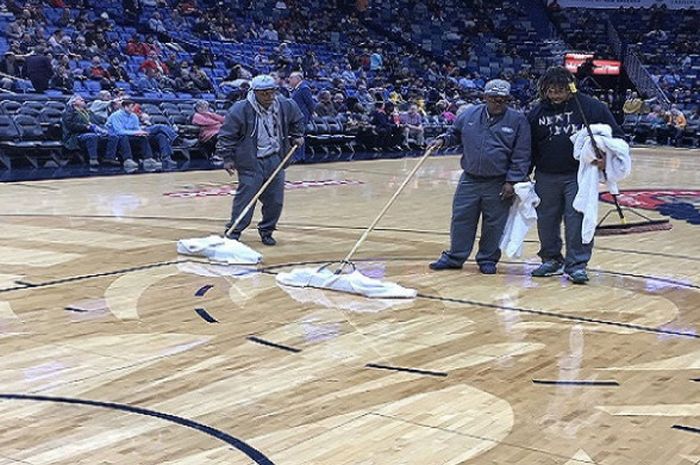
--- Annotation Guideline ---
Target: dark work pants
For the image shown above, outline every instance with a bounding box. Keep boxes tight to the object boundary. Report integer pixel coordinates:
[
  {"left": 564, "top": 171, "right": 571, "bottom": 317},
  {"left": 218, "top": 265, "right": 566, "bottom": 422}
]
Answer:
[
  {"left": 534, "top": 171, "right": 593, "bottom": 273},
  {"left": 441, "top": 172, "right": 511, "bottom": 266},
  {"left": 227, "top": 153, "right": 285, "bottom": 236},
  {"left": 77, "top": 133, "right": 99, "bottom": 161}
]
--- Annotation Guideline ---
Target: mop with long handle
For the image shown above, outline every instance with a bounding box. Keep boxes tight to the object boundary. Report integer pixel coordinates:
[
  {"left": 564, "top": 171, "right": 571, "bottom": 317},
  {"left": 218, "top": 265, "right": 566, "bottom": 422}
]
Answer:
[
  {"left": 568, "top": 82, "right": 671, "bottom": 236},
  {"left": 334, "top": 144, "right": 438, "bottom": 274},
  {"left": 276, "top": 145, "right": 439, "bottom": 299},
  {"left": 225, "top": 144, "right": 299, "bottom": 238},
  {"left": 176, "top": 144, "right": 299, "bottom": 264}
]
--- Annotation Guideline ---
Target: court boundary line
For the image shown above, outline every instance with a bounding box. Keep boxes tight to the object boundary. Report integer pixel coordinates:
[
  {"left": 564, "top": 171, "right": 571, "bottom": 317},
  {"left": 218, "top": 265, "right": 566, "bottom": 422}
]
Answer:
[
  {"left": 0, "top": 393, "right": 276, "bottom": 465},
  {"left": 2, "top": 255, "right": 697, "bottom": 339}
]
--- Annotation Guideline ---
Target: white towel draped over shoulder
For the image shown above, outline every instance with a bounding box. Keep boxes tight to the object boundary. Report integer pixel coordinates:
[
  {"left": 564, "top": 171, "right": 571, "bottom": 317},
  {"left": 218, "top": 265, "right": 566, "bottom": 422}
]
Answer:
[
  {"left": 500, "top": 181, "right": 539, "bottom": 258},
  {"left": 571, "top": 124, "right": 631, "bottom": 244}
]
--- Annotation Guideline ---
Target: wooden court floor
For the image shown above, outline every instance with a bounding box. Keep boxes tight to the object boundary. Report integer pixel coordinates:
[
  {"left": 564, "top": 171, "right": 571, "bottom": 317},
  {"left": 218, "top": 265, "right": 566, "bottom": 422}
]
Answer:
[{"left": 0, "top": 146, "right": 698, "bottom": 465}]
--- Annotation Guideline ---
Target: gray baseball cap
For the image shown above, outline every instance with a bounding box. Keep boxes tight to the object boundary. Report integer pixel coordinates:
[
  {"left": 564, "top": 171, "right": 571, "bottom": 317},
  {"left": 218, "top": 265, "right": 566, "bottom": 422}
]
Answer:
[{"left": 484, "top": 79, "right": 511, "bottom": 97}]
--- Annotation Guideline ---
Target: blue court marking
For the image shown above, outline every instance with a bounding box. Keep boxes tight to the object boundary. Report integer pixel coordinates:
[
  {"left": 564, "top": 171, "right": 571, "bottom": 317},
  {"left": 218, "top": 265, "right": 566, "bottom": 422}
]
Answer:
[
  {"left": 0, "top": 393, "right": 276, "bottom": 465},
  {"left": 195, "top": 284, "right": 214, "bottom": 297},
  {"left": 195, "top": 308, "right": 218, "bottom": 323}
]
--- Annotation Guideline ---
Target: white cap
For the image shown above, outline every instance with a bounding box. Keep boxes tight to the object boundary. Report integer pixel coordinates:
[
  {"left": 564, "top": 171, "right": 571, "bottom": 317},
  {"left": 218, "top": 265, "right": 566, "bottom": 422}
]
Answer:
[{"left": 251, "top": 74, "right": 277, "bottom": 90}]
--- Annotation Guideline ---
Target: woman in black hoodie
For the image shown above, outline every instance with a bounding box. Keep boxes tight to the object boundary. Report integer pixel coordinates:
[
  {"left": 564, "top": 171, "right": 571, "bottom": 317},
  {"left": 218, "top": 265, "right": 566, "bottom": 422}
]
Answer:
[{"left": 527, "top": 66, "right": 624, "bottom": 285}]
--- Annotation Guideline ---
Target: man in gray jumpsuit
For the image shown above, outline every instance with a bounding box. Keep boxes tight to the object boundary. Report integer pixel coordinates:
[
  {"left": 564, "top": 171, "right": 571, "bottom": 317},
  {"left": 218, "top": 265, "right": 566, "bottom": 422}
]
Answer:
[
  {"left": 217, "top": 74, "right": 305, "bottom": 246},
  {"left": 429, "top": 79, "right": 531, "bottom": 274}
]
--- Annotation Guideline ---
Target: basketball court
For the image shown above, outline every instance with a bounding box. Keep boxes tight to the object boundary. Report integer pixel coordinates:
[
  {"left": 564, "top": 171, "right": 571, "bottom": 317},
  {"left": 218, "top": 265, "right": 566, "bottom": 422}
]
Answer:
[{"left": 0, "top": 147, "right": 698, "bottom": 464}]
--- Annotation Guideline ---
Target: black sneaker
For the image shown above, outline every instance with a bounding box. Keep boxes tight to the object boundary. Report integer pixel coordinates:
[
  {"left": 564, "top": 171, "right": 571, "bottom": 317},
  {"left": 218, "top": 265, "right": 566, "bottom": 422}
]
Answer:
[
  {"left": 429, "top": 255, "right": 463, "bottom": 270},
  {"left": 479, "top": 263, "right": 497, "bottom": 274},
  {"left": 531, "top": 260, "right": 564, "bottom": 277},
  {"left": 567, "top": 269, "right": 589, "bottom": 285},
  {"left": 260, "top": 235, "right": 276, "bottom": 246}
]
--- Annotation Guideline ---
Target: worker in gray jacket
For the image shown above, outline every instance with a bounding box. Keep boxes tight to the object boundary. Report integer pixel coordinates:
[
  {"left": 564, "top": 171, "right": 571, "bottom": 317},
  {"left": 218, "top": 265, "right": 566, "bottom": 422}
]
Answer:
[
  {"left": 217, "top": 74, "right": 305, "bottom": 246},
  {"left": 428, "top": 79, "right": 532, "bottom": 274}
]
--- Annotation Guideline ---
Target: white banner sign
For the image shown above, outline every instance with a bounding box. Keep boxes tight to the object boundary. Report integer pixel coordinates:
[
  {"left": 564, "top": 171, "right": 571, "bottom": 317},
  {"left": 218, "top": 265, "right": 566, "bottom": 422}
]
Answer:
[{"left": 550, "top": 0, "right": 700, "bottom": 9}]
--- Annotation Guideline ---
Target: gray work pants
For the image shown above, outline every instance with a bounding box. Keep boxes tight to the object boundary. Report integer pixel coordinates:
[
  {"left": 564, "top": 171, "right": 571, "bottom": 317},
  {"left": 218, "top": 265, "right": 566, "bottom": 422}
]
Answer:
[
  {"left": 227, "top": 153, "right": 285, "bottom": 236},
  {"left": 534, "top": 171, "right": 593, "bottom": 273},
  {"left": 441, "top": 172, "right": 511, "bottom": 266}
]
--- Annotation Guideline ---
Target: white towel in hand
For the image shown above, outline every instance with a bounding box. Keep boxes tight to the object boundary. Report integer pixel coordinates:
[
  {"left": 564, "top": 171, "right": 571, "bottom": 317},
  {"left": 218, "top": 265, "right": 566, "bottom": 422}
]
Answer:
[
  {"left": 571, "top": 124, "right": 631, "bottom": 244},
  {"left": 500, "top": 181, "right": 539, "bottom": 258}
]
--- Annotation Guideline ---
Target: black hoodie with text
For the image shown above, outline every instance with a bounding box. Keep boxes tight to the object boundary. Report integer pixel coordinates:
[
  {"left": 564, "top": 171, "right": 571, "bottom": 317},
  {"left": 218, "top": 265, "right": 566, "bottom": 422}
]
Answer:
[{"left": 527, "top": 93, "right": 624, "bottom": 175}]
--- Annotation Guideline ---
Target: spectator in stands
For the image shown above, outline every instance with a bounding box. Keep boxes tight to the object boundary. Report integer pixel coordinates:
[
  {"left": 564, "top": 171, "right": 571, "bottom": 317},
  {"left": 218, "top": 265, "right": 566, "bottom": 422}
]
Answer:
[
  {"left": 6, "top": 21, "right": 23, "bottom": 40},
  {"left": 24, "top": 46, "right": 53, "bottom": 93},
  {"left": 216, "top": 74, "right": 305, "bottom": 245},
  {"left": 667, "top": 107, "right": 687, "bottom": 146},
  {"left": 289, "top": 71, "right": 313, "bottom": 161},
  {"left": 47, "top": 29, "right": 65, "bottom": 51},
  {"left": 126, "top": 36, "right": 147, "bottom": 56},
  {"left": 315, "top": 91, "right": 336, "bottom": 117},
  {"left": 528, "top": 67, "right": 623, "bottom": 284},
  {"left": 341, "top": 64, "right": 357, "bottom": 85},
  {"left": 89, "top": 90, "right": 113, "bottom": 124},
  {"left": 0, "top": 52, "right": 24, "bottom": 91},
  {"left": 136, "top": 68, "right": 161, "bottom": 94},
  {"left": 105, "top": 41, "right": 125, "bottom": 62},
  {"left": 107, "top": 98, "right": 177, "bottom": 171},
  {"left": 140, "top": 51, "right": 170, "bottom": 76},
  {"left": 399, "top": 104, "right": 425, "bottom": 148},
  {"left": 192, "top": 67, "right": 214, "bottom": 93},
  {"left": 108, "top": 57, "right": 130, "bottom": 83},
  {"left": 49, "top": 65, "right": 74, "bottom": 94},
  {"left": 175, "top": 68, "right": 196, "bottom": 93},
  {"left": 428, "top": 79, "right": 531, "bottom": 275},
  {"left": 192, "top": 100, "right": 225, "bottom": 162},
  {"left": 370, "top": 101, "right": 402, "bottom": 151},
  {"left": 623, "top": 91, "right": 645, "bottom": 115},
  {"left": 261, "top": 23, "right": 279, "bottom": 42},
  {"left": 148, "top": 12, "right": 167, "bottom": 36},
  {"left": 193, "top": 48, "right": 214, "bottom": 68},
  {"left": 86, "top": 56, "right": 114, "bottom": 90},
  {"left": 333, "top": 93, "right": 347, "bottom": 113},
  {"left": 356, "top": 83, "right": 374, "bottom": 108},
  {"left": 254, "top": 48, "right": 269, "bottom": 70},
  {"left": 370, "top": 49, "right": 383, "bottom": 71},
  {"left": 62, "top": 94, "right": 137, "bottom": 172}
]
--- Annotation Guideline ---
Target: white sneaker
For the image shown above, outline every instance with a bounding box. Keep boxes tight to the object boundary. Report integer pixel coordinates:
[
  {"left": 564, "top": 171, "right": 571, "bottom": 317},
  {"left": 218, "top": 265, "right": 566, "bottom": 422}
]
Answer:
[
  {"left": 142, "top": 158, "right": 162, "bottom": 172},
  {"left": 123, "top": 159, "right": 139, "bottom": 173}
]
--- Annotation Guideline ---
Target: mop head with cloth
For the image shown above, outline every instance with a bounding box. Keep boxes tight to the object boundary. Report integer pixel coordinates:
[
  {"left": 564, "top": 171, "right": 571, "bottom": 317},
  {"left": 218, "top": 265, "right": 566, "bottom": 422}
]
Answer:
[
  {"left": 176, "top": 144, "right": 299, "bottom": 265},
  {"left": 275, "top": 146, "right": 439, "bottom": 299},
  {"left": 276, "top": 266, "right": 416, "bottom": 299},
  {"left": 176, "top": 235, "right": 262, "bottom": 264}
]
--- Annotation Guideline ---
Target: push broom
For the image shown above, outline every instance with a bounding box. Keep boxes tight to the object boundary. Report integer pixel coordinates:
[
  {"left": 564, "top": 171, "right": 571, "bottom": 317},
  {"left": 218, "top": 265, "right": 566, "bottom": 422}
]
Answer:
[
  {"left": 176, "top": 144, "right": 299, "bottom": 264},
  {"left": 276, "top": 145, "right": 440, "bottom": 298},
  {"left": 568, "top": 81, "right": 672, "bottom": 236}
]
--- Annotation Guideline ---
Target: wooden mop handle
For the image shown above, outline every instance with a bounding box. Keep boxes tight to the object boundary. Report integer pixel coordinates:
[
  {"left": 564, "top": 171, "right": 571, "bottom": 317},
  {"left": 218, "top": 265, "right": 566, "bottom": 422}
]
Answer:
[
  {"left": 337, "top": 145, "right": 437, "bottom": 269},
  {"left": 225, "top": 144, "right": 299, "bottom": 237}
]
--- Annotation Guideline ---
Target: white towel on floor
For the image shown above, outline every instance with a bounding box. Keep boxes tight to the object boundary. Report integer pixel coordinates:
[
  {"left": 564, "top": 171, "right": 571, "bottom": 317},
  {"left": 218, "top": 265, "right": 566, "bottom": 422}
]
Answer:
[
  {"left": 176, "top": 235, "right": 262, "bottom": 264},
  {"left": 276, "top": 267, "right": 416, "bottom": 299},
  {"left": 571, "top": 124, "right": 631, "bottom": 244},
  {"left": 500, "top": 181, "right": 539, "bottom": 258}
]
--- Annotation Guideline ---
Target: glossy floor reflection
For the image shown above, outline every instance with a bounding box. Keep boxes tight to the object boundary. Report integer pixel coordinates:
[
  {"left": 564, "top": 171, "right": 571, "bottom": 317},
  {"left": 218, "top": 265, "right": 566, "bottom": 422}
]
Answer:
[{"left": 0, "top": 146, "right": 698, "bottom": 465}]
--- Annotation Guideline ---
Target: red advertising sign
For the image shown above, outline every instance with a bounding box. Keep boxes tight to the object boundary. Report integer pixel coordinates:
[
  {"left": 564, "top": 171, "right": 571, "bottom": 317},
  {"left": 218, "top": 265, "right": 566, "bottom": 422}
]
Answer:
[{"left": 564, "top": 53, "right": 622, "bottom": 76}]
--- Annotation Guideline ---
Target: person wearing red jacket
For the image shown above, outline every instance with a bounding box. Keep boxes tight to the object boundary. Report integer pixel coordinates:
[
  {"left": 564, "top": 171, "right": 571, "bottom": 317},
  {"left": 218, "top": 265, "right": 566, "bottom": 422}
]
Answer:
[{"left": 139, "top": 50, "right": 170, "bottom": 76}]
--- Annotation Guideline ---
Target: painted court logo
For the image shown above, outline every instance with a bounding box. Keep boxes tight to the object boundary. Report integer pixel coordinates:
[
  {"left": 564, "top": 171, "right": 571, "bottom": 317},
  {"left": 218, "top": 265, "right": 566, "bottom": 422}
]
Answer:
[
  {"left": 164, "top": 179, "right": 364, "bottom": 198},
  {"left": 599, "top": 189, "right": 700, "bottom": 225}
]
